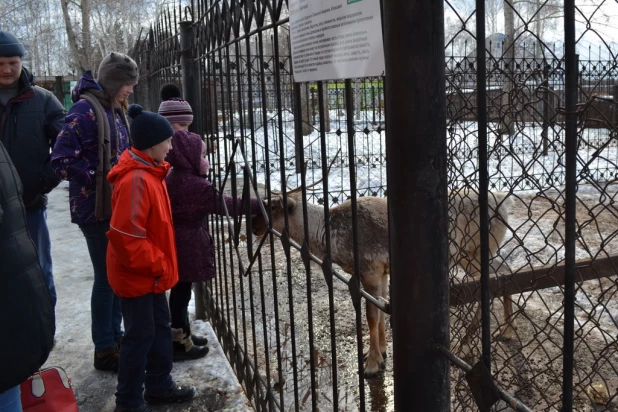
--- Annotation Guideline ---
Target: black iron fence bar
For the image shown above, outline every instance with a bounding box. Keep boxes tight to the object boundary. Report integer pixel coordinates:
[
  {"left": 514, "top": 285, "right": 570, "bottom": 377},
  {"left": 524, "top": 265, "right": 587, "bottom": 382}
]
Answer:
[
  {"left": 317, "top": 80, "right": 340, "bottom": 411},
  {"left": 345, "top": 78, "right": 367, "bottom": 412},
  {"left": 216, "top": 141, "right": 274, "bottom": 407},
  {"left": 191, "top": 17, "right": 289, "bottom": 61},
  {"left": 147, "top": 61, "right": 182, "bottom": 79},
  {"left": 193, "top": 0, "right": 236, "bottom": 24},
  {"left": 225, "top": 163, "right": 242, "bottom": 372},
  {"left": 247, "top": 45, "right": 278, "bottom": 403},
  {"left": 384, "top": 0, "right": 450, "bottom": 410},
  {"left": 255, "top": 30, "right": 286, "bottom": 406},
  {"left": 563, "top": 0, "right": 578, "bottom": 409},
  {"left": 204, "top": 282, "right": 281, "bottom": 410},
  {"left": 273, "top": 22, "right": 301, "bottom": 412},
  {"left": 179, "top": 21, "right": 199, "bottom": 135},
  {"left": 475, "top": 0, "right": 492, "bottom": 375},
  {"left": 433, "top": 344, "right": 534, "bottom": 412},
  {"left": 211, "top": 47, "right": 231, "bottom": 354},
  {"left": 260, "top": 21, "right": 291, "bottom": 410},
  {"left": 294, "top": 84, "right": 319, "bottom": 411}
]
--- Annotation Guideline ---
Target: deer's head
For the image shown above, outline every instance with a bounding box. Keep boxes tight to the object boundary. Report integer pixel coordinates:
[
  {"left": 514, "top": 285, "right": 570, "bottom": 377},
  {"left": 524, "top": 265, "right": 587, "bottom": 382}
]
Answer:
[
  {"left": 251, "top": 194, "right": 299, "bottom": 238},
  {"left": 250, "top": 149, "right": 340, "bottom": 239}
]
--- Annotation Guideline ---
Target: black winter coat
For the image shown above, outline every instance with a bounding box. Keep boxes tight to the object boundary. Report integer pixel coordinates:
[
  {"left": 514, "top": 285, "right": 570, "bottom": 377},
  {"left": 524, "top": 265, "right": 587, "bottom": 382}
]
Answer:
[
  {"left": 0, "top": 141, "right": 55, "bottom": 393},
  {"left": 0, "top": 68, "right": 66, "bottom": 209}
]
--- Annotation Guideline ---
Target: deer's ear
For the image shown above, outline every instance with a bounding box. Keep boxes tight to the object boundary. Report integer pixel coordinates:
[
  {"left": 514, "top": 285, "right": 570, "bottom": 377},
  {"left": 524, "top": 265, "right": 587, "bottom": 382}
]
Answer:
[
  {"left": 271, "top": 196, "right": 284, "bottom": 212},
  {"left": 286, "top": 196, "right": 296, "bottom": 211},
  {"left": 272, "top": 195, "right": 296, "bottom": 212}
]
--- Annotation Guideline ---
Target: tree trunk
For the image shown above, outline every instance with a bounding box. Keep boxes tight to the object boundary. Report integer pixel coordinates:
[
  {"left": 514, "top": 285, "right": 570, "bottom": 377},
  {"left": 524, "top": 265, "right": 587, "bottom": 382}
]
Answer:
[
  {"left": 535, "top": 0, "right": 544, "bottom": 61},
  {"left": 60, "top": 0, "right": 90, "bottom": 73},
  {"left": 300, "top": 83, "right": 313, "bottom": 136},
  {"left": 81, "top": 0, "right": 92, "bottom": 70},
  {"left": 323, "top": 85, "right": 331, "bottom": 132},
  {"left": 500, "top": 0, "right": 515, "bottom": 136}
]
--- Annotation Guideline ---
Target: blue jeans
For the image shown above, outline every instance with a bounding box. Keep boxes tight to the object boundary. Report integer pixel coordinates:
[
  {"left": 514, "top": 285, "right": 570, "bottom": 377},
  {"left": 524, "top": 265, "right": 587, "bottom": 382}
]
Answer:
[
  {"left": 0, "top": 386, "right": 22, "bottom": 412},
  {"left": 79, "top": 222, "right": 123, "bottom": 352},
  {"left": 26, "top": 207, "right": 56, "bottom": 307},
  {"left": 116, "top": 293, "right": 174, "bottom": 409}
]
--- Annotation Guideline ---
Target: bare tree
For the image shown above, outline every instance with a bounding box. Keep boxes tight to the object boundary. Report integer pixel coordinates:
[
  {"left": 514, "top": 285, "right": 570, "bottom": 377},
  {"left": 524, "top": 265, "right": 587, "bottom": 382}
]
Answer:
[
  {"left": 0, "top": 0, "right": 71, "bottom": 76},
  {"left": 487, "top": 0, "right": 503, "bottom": 36},
  {"left": 61, "top": 0, "right": 158, "bottom": 74},
  {"left": 61, "top": 0, "right": 96, "bottom": 73}
]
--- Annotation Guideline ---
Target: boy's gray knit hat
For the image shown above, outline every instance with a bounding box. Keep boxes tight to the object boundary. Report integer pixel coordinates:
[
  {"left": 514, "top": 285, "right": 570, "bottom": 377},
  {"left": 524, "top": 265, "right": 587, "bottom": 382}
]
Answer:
[
  {"left": 0, "top": 31, "right": 25, "bottom": 57},
  {"left": 97, "top": 52, "right": 139, "bottom": 99}
]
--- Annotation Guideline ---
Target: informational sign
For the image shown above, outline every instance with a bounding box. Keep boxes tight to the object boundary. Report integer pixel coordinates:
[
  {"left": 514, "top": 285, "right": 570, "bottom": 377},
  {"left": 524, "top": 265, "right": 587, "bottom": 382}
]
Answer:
[{"left": 288, "top": 0, "right": 385, "bottom": 82}]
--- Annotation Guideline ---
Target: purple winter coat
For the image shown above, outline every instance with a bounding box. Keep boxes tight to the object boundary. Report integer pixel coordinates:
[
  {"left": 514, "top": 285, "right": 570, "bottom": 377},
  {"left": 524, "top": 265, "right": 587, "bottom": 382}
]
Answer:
[
  {"left": 51, "top": 71, "right": 130, "bottom": 224},
  {"left": 165, "top": 130, "right": 260, "bottom": 282}
]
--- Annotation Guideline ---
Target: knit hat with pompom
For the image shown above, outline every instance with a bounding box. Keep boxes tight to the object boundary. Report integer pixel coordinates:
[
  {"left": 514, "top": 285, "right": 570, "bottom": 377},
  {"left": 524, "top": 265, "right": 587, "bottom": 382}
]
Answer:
[
  {"left": 127, "top": 104, "right": 174, "bottom": 150},
  {"left": 160, "top": 83, "right": 182, "bottom": 101},
  {"left": 158, "top": 84, "right": 193, "bottom": 124}
]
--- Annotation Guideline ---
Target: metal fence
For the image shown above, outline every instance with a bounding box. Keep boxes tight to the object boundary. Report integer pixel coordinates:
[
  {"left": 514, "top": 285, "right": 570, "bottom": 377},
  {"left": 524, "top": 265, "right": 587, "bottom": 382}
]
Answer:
[{"left": 131, "top": 0, "right": 618, "bottom": 410}]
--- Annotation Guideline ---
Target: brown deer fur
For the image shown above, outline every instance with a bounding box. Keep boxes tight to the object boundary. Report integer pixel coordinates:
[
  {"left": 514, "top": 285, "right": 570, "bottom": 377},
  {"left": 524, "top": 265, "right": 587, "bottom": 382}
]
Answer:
[{"left": 251, "top": 188, "right": 513, "bottom": 377}]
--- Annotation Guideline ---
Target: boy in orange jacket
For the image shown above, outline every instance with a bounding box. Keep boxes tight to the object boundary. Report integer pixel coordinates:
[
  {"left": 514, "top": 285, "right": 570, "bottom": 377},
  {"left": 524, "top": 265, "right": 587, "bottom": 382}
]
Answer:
[{"left": 106, "top": 104, "right": 195, "bottom": 412}]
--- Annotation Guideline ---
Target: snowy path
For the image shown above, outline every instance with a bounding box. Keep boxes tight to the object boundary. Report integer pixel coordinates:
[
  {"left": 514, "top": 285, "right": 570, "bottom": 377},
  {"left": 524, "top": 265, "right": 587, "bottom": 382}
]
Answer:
[{"left": 42, "top": 181, "right": 253, "bottom": 412}]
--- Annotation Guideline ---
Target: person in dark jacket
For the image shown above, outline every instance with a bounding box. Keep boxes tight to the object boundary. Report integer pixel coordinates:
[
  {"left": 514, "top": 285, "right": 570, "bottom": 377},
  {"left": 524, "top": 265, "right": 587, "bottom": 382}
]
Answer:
[
  {"left": 159, "top": 93, "right": 261, "bottom": 361},
  {"left": 51, "top": 52, "right": 137, "bottom": 372},
  {"left": 0, "top": 140, "right": 55, "bottom": 410},
  {"left": 0, "top": 31, "right": 66, "bottom": 309}
]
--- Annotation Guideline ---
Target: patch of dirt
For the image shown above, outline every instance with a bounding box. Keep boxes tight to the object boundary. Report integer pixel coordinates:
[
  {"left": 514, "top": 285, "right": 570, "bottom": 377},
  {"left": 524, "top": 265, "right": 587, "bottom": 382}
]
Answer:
[{"left": 207, "top": 183, "right": 618, "bottom": 411}]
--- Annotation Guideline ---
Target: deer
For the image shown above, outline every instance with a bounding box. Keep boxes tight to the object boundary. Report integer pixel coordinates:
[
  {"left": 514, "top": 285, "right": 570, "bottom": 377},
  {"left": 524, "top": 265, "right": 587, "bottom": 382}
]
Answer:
[{"left": 251, "top": 168, "right": 513, "bottom": 377}]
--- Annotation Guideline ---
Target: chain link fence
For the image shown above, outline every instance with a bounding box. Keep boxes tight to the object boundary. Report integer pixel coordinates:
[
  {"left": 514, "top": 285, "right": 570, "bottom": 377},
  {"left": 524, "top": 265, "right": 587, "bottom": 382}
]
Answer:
[{"left": 131, "top": 0, "right": 618, "bottom": 410}]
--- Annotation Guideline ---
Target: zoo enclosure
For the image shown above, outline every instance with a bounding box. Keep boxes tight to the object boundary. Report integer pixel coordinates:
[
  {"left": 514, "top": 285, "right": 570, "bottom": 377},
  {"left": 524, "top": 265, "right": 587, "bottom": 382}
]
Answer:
[{"left": 131, "top": 0, "right": 618, "bottom": 411}]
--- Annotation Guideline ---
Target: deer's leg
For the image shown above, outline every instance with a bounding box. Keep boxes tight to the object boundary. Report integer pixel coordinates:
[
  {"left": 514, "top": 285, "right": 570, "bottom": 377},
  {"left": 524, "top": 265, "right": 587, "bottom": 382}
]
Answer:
[
  {"left": 378, "top": 272, "right": 388, "bottom": 359},
  {"left": 458, "top": 257, "right": 481, "bottom": 358},
  {"left": 363, "top": 279, "right": 384, "bottom": 378},
  {"left": 497, "top": 294, "right": 516, "bottom": 341}
]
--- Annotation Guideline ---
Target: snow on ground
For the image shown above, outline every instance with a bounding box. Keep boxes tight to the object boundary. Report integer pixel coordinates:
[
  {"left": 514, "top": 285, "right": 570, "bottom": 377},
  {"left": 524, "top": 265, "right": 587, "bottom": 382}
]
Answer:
[{"left": 41, "top": 181, "right": 253, "bottom": 412}]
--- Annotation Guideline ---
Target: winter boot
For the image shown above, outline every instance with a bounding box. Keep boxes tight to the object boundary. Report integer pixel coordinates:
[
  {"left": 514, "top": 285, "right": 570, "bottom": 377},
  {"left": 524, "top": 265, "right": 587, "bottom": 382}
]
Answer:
[
  {"left": 172, "top": 328, "right": 209, "bottom": 362},
  {"left": 144, "top": 383, "right": 196, "bottom": 404},
  {"left": 190, "top": 334, "right": 208, "bottom": 346},
  {"left": 94, "top": 347, "right": 119, "bottom": 372},
  {"left": 182, "top": 314, "right": 208, "bottom": 346}
]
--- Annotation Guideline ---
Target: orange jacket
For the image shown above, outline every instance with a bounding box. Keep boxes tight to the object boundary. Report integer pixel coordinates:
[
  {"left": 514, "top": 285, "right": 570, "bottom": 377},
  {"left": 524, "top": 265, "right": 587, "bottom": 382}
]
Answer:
[{"left": 106, "top": 148, "right": 178, "bottom": 298}]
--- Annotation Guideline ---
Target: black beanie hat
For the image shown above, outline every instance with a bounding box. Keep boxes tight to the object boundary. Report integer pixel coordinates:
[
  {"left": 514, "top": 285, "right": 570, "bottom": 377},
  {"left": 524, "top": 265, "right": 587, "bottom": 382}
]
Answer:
[
  {"left": 97, "top": 52, "right": 139, "bottom": 99},
  {"left": 0, "top": 31, "right": 25, "bottom": 57},
  {"left": 127, "top": 104, "right": 174, "bottom": 151}
]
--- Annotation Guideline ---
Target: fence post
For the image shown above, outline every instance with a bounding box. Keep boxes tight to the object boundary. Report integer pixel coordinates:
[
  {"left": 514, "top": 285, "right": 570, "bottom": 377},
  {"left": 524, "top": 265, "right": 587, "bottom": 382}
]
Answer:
[
  {"left": 613, "top": 84, "right": 618, "bottom": 126},
  {"left": 541, "top": 64, "right": 552, "bottom": 156},
  {"left": 179, "top": 20, "right": 206, "bottom": 319},
  {"left": 179, "top": 20, "right": 200, "bottom": 135},
  {"left": 54, "top": 76, "right": 64, "bottom": 107},
  {"left": 383, "top": 0, "right": 450, "bottom": 411}
]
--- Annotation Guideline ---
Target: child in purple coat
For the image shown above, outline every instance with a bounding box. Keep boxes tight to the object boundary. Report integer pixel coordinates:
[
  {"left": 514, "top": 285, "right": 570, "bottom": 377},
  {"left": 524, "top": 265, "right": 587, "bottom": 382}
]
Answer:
[{"left": 159, "top": 91, "right": 261, "bottom": 361}]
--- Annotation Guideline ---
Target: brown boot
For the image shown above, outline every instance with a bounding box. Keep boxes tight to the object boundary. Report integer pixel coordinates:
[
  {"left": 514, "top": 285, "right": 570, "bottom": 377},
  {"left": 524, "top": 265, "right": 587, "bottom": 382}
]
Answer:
[{"left": 94, "top": 348, "right": 119, "bottom": 372}]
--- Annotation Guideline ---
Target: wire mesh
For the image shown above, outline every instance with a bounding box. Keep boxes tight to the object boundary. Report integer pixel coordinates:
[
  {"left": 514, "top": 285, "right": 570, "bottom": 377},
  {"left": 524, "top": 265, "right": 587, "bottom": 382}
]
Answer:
[{"left": 130, "top": 0, "right": 618, "bottom": 410}]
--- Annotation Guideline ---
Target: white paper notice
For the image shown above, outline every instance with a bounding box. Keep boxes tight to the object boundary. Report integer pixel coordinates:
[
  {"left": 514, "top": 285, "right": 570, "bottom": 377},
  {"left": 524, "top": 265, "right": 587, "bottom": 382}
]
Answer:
[{"left": 289, "top": 0, "right": 385, "bottom": 82}]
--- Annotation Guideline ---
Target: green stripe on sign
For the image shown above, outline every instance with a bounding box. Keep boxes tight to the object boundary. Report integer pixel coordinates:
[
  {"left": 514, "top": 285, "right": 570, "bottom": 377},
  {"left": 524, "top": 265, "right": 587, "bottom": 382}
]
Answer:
[{"left": 347, "top": 0, "right": 363, "bottom": 4}]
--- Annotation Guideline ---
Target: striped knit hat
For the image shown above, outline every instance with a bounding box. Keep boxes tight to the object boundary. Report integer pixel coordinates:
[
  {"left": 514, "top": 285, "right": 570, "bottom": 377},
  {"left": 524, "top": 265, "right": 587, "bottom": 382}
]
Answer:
[{"left": 158, "top": 98, "right": 193, "bottom": 124}]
